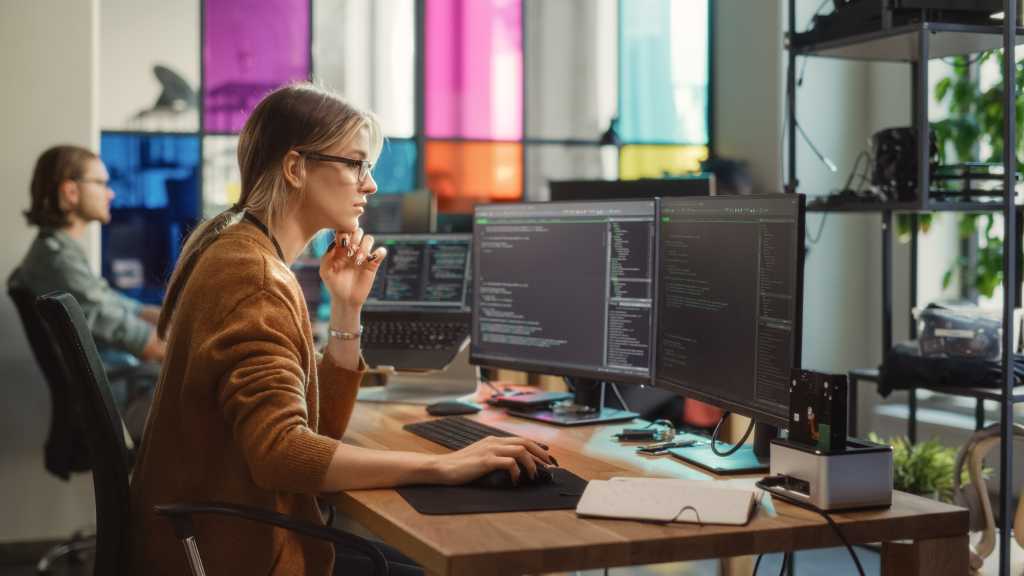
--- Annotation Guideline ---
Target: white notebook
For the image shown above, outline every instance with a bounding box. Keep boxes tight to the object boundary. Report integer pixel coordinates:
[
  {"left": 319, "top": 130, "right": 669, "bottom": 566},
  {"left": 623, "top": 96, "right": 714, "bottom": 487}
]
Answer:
[{"left": 576, "top": 477, "right": 758, "bottom": 526}]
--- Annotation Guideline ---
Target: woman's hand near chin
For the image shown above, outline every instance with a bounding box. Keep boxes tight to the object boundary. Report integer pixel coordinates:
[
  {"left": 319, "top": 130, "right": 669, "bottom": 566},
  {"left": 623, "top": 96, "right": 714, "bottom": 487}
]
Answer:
[
  {"left": 319, "top": 227, "right": 386, "bottom": 370},
  {"left": 319, "top": 226, "right": 387, "bottom": 313}
]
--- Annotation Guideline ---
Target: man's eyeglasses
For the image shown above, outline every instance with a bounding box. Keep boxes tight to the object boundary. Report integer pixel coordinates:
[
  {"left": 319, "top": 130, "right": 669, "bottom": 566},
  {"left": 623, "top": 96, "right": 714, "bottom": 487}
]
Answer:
[
  {"left": 302, "top": 151, "right": 374, "bottom": 184},
  {"left": 76, "top": 178, "right": 111, "bottom": 189}
]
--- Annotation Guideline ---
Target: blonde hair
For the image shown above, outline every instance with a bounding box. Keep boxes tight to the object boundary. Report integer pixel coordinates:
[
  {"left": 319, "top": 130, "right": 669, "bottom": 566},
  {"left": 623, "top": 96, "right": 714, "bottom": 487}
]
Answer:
[{"left": 158, "top": 83, "right": 382, "bottom": 338}]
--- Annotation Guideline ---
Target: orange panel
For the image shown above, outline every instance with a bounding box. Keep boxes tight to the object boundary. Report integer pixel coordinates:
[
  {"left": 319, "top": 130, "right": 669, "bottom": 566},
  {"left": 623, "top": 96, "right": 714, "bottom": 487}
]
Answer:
[{"left": 425, "top": 141, "right": 522, "bottom": 212}]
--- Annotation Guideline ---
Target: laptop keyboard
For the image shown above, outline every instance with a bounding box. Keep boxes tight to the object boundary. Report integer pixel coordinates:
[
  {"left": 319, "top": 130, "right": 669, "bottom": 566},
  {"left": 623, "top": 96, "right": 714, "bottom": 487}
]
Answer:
[
  {"left": 404, "top": 416, "right": 515, "bottom": 451},
  {"left": 363, "top": 320, "right": 470, "bottom": 350}
]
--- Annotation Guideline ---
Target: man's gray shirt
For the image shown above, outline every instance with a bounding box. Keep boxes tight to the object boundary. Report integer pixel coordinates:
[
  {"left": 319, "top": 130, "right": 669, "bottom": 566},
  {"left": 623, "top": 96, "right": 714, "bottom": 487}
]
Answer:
[{"left": 18, "top": 228, "right": 152, "bottom": 356}]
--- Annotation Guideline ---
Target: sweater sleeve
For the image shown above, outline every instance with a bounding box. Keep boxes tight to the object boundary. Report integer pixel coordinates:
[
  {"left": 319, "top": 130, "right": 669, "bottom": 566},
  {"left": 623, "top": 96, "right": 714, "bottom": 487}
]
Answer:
[
  {"left": 317, "top": 353, "right": 365, "bottom": 441},
  {"left": 209, "top": 290, "right": 340, "bottom": 494}
]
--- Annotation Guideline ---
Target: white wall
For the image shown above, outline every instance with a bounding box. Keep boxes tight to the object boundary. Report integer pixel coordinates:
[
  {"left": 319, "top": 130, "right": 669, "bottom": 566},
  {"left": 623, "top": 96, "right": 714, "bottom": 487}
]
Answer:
[
  {"left": 715, "top": 0, "right": 880, "bottom": 379},
  {"left": 99, "top": 0, "right": 199, "bottom": 131},
  {"left": 0, "top": 0, "right": 99, "bottom": 542}
]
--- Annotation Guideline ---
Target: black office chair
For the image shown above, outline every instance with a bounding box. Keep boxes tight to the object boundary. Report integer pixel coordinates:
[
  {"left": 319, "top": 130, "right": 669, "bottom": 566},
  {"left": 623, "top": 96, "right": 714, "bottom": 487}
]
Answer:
[
  {"left": 8, "top": 270, "right": 96, "bottom": 573},
  {"left": 35, "top": 291, "right": 389, "bottom": 576}
]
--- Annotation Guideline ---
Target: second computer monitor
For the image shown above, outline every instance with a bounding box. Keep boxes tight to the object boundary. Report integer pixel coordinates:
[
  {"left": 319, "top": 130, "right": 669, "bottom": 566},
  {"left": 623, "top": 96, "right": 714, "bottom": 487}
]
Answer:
[
  {"left": 654, "top": 194, "right": 805, "bottom": 428},
  {"left": 471, "top": 200, "right": 655, "bottom": 384},
  {"left": 366, "top": 234, "right": 472, "bottom": 311}
]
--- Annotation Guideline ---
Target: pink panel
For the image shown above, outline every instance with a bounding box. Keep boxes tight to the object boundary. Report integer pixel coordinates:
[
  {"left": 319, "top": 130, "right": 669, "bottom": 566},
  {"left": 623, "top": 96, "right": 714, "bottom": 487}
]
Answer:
[{"left": 425, "top": 0, "right": 522, "bottom": 140}]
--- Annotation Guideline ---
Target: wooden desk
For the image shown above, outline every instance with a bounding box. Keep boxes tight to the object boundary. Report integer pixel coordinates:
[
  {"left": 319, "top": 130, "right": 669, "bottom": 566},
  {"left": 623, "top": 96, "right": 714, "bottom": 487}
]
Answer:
[{"left": 329, "top": 403, "right": 968, "bottom": 576}]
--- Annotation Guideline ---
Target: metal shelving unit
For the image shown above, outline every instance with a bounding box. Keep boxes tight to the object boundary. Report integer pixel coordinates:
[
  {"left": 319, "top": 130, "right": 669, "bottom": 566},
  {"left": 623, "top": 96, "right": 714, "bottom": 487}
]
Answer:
[{"left": 786, "top": 2, "right": 1019, "bottom": 573}]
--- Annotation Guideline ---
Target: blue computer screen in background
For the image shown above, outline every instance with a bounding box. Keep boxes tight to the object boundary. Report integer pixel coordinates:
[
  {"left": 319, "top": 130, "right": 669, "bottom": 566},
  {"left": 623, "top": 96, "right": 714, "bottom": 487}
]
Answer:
[{"left": 100, "top": 133, "right": 201, "bottom": 305}]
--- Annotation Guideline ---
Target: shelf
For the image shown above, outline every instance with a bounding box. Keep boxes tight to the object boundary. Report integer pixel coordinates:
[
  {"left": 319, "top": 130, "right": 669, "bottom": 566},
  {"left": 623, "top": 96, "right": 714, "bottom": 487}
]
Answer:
[
  {"left": 791, "top": 22, "right": 1024, "bottom": 62},
  {"left": 848, "top": 368, "right": 1024, "bottom": 402},
  {"left": 807, "top": 198, "right": 1015, "bottom": 213}
]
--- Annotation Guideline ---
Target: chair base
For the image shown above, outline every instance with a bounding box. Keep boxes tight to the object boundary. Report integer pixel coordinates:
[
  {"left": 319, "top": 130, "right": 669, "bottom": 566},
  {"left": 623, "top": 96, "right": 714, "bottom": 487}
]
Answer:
[{"left": 36, "top": 531, "right": 95, "bottom": 575}]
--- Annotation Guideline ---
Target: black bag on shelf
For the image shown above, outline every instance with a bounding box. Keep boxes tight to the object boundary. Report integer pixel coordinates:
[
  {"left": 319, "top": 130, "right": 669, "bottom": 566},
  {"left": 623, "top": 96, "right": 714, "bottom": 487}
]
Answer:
[{"left": 878, "top": 341, "right": 1024, "bottom": 397}]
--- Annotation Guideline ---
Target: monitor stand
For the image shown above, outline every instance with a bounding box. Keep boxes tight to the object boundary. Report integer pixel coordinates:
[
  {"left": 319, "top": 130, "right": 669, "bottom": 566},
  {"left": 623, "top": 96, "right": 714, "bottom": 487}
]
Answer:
[
  {"left": 356, "top": 343, "right": 479, "bottom": 405},
  {"left": 506, "top": 378, "right": 638, "bottom": 427},
  {"left": 668, "top": 423, "right": 776, "bottom": 475}
]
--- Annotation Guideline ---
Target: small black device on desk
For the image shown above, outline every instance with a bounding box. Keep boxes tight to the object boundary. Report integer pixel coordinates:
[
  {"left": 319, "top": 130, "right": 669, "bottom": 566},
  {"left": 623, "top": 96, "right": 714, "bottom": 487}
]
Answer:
[
  {"left": 788, "top": 369, "right": 847, "bottom": 452},
  {"left": 485, "top": 390, "right": 573, "bottom": 410},
  {"left": 425, "top": 400, "right": 481, "bottom": 416}
]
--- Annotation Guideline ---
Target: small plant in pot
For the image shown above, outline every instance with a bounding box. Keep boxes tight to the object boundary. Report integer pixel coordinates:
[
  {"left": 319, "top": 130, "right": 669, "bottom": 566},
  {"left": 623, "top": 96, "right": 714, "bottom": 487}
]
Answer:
[{"left": 869, "top": 434, "right": 968, "bottom": 502}]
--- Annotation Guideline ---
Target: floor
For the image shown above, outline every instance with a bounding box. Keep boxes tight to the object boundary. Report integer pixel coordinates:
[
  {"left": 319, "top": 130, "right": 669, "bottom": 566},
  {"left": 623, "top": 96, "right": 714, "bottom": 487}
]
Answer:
[{"left": 0, "top": 545, "right": 880, "bottom": 575}]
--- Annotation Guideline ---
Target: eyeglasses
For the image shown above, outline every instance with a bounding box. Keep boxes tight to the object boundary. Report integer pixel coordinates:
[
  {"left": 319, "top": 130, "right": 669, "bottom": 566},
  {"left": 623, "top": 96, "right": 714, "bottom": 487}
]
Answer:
[
  {"left": 76, "top": 178, "right": 111, "bottom": 189},
  {"left": 302, "top": 151, "right": 374, "bottom": 184}
]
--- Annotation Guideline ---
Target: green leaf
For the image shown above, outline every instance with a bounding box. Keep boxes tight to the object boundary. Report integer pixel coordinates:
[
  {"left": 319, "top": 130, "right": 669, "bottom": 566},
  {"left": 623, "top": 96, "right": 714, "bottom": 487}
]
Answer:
[{"left": 935, "top": 77, "right": 952, "bottom": 102}]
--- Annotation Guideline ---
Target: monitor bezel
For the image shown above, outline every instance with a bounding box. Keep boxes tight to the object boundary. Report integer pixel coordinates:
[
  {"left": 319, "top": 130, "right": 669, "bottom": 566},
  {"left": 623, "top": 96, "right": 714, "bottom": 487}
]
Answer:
[
  {"left": 651, "top": 193, "right": 806, "bottom": 428},
  {"left": 469, "top": 199, "right": 658, "bottom": 386}
]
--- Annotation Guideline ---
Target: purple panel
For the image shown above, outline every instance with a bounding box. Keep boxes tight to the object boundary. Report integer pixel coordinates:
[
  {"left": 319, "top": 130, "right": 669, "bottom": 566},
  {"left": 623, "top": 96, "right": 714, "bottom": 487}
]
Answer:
[
  {"left": 425, "top": 0, "right": 522, "bottom": 140},
  {"left": 204, "top": 0, "right": 310, "bottom": 132}
]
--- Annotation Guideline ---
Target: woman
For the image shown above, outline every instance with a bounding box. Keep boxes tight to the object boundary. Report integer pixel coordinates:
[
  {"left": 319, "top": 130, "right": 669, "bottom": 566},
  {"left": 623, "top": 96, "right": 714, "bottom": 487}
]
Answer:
[{"left": 128, "top": 83, "right": 552, "bottom": 576}]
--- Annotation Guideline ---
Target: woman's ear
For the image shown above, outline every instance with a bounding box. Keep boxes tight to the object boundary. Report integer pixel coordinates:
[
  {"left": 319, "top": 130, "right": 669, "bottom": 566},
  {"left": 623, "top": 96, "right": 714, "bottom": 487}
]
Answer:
[
  {"left": 58, "top": 179, "right": 79, "bottom": 212},
  {"left": 282, "top": 151, "right": 305, "bottom": 189}
]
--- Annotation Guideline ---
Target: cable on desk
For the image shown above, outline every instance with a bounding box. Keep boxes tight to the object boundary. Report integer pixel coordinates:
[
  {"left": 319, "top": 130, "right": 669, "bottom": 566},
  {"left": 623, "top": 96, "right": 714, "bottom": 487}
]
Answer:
[
  {"left": 710, "top": 411, "right": 754, "bottom": 457},
  {"left": 756, "top": 478, "right": 865, "bottom": 576}
]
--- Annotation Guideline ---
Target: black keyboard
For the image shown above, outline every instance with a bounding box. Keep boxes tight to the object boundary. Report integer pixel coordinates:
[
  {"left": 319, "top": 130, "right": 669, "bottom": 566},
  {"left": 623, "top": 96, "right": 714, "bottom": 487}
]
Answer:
[
  {"left": 404, "top": 416, "right": 516, "bottom": 451},
  {"left": 363, "top": 320, "right": 469, "bottom": 350}
]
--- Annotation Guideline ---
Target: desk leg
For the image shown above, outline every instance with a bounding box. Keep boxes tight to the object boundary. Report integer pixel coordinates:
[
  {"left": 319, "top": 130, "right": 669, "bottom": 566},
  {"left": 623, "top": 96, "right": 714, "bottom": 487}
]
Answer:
[{"left": 881, "top": 535, "right": 968, "bottom": 575}]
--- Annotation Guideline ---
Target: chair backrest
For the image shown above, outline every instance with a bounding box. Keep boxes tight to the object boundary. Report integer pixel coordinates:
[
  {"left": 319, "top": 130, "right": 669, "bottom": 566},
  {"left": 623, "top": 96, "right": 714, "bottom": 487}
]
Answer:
[
  {"left": 953, "top": 423, "right": 1024, "bottom": 572},
  {"left": 6, "top": 268, "right": 91, "bottom": 479},
  {"left": 36, "top": 292, "right": 132, "bottom": 576}
]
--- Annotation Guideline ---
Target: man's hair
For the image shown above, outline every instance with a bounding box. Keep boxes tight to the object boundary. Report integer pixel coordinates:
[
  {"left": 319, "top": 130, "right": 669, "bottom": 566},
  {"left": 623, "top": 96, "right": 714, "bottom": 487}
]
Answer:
[{"left": 24, "top": 145, "right": 98, "bottom": 228}]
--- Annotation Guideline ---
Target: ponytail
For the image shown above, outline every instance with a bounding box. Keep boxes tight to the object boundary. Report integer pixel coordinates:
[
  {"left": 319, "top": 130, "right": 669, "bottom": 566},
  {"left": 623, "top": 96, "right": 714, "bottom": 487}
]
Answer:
[{"left": 156, "top": 206, "right": 241, "bottom": 338}]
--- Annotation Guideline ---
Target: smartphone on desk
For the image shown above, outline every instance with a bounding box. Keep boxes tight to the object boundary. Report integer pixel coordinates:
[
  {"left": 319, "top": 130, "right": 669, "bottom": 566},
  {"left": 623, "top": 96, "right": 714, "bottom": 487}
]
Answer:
[{"left": 486, "top": 390, "right": 574, "bottom": 411}]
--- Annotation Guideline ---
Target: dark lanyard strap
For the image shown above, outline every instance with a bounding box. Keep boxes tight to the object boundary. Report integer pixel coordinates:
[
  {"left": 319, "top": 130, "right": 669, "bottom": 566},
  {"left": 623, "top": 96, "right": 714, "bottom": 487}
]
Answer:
[{"left": 242, "top": 212, "right": 285, "bottom": 262}]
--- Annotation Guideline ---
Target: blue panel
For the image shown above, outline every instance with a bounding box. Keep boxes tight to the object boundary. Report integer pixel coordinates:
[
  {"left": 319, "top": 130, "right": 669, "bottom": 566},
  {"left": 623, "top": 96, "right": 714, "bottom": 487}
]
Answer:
[
  {"left": 619, "top": 0, "right": 709, "bottom": 145},
  {"left": 373, "top": 138, "right": 418, "bottom": 194},
  {"left": 100, "top": 133, "right": 201, "bottom": 304}
]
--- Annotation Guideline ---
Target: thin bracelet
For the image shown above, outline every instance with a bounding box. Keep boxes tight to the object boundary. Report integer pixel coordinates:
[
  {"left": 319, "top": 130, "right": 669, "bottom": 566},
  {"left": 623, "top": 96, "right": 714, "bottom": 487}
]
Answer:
[{"left": 329, "top": 325, "right": 363, "bottom": 341}]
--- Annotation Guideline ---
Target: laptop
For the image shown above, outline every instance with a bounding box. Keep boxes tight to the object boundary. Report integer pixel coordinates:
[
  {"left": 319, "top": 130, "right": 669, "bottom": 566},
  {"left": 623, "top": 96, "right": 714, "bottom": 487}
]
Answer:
[{"left": 361, "top": 234, "right": 472, "bottom": 371}]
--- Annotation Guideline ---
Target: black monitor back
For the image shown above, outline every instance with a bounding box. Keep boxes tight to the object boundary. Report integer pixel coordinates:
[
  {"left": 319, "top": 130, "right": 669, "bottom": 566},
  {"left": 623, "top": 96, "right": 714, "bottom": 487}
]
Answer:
[{"left": 549, "top": 176, "right": 714, "bottom": 202}]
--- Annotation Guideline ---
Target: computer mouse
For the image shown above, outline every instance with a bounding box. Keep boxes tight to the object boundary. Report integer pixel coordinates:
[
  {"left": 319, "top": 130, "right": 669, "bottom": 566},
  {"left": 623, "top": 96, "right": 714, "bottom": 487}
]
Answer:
[
  {"left": 426, "top": 400, "right": 481, "bottom": 416},
  {"left": 471, "top": 463, "right": 554, "bottom": 489}
]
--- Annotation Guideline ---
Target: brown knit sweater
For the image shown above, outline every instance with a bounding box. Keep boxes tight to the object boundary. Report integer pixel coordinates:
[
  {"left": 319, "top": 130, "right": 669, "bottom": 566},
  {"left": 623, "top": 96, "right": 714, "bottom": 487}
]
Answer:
[{"left": 128, "top": 220, "right": 364, "bottom": 575}]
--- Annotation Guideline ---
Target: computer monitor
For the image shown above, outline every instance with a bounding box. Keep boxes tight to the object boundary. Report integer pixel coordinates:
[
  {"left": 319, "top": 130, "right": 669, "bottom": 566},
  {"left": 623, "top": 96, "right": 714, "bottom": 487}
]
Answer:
[
  {"left": 471, "top": 200, "right": 657, "bottom": 425},
  {"left": 366, "top": 234, "right": 472, "bottom": 312},
  {"left": 361, "top": 189, "right": 437, "bottom": 235},
  {"left": 548, "top": 175, "right": 715, "bottom": 202},
  {"left": 653, "top": 194, "right": 805, "bottom": 473}
]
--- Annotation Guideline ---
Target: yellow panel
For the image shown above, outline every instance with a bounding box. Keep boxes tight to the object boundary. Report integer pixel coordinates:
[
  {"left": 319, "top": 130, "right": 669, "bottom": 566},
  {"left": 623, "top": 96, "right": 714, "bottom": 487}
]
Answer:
[{"left": 619, "top": 145, "right": 708, "bottom": 180}]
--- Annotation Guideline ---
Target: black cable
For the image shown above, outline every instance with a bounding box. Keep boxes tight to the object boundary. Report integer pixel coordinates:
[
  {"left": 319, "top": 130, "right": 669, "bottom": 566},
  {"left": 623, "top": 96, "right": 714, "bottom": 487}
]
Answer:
[
  {"left": 753, "top": 553, "right": 764, "bottom": 574},
  {"left": 710, "top": 411, "right": 755, "bottom": 457},
  {"left": 777, "top": 552, "right": 790, "bottom": 576},
  {"left": 609, "top": 382, "right": 630, "bottom": 412},
  {"left": 758, "top": 481, "right": 865, "bottom": 576},
  {"left": 806, "top": 213, "right": 829, "bottom": 245}
]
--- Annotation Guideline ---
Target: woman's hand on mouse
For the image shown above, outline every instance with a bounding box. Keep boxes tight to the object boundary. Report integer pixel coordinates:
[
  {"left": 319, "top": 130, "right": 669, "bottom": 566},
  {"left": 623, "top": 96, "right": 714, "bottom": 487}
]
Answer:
[{"left": 430, "top": 436, "right": 553, "bottom": 486}]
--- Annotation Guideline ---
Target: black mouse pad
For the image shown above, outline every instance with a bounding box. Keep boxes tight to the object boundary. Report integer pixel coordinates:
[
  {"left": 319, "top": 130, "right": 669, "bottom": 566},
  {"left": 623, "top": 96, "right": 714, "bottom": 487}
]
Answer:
[{"left": 395, "top": 468, "right": 588, "bottom": 515}]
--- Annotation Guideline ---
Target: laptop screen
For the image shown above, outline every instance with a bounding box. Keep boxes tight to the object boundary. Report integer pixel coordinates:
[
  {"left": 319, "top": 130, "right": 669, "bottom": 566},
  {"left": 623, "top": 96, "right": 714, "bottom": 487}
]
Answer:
[{"left": 365, "top": 234, "right": 472, "bottom": 312}]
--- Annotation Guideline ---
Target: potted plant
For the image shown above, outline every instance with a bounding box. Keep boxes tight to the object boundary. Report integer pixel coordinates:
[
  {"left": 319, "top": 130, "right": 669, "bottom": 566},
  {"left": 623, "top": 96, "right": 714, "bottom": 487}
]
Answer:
[{"left": 869, "top": 434, "right": 969, "bottom": 502}]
